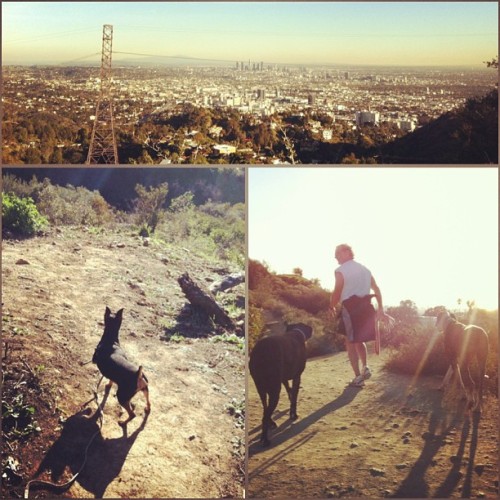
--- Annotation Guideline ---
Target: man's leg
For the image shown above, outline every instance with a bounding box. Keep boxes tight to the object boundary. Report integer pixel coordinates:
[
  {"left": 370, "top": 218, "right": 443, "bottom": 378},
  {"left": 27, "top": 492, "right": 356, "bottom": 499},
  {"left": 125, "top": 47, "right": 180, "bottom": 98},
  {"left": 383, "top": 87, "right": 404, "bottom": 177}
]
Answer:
[
  {"left": 346, "top": 339, "right": 361, "bottom": 377},
  {"left": 356, "top": 342, "right": 368, "bottom": 371}
]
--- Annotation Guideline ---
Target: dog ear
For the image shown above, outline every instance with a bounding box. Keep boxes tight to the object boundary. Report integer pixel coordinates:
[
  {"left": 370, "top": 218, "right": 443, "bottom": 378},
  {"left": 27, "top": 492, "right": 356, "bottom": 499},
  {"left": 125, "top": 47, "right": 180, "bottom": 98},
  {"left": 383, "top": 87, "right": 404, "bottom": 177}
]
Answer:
[
  {"left": 116, "top": 308, "right": 124, "bottom": 319},
  {"left": 105, "top": 306, "right": 111, "bottom": 318}
]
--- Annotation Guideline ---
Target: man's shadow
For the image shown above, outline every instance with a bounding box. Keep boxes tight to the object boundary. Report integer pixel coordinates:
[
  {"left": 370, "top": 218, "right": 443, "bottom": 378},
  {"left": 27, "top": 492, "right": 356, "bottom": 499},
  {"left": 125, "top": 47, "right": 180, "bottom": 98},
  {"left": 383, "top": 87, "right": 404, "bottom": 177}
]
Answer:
[{"left": 33, "top": 386, "right": 149, "bottom": 498}]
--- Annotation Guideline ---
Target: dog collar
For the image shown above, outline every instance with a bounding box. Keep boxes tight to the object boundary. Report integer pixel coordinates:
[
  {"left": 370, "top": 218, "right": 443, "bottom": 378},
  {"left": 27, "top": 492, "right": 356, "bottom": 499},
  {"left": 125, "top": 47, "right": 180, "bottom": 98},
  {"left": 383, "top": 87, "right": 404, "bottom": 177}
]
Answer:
[{"left": 291, "top": 326, "right": 308, "bottom": 342}]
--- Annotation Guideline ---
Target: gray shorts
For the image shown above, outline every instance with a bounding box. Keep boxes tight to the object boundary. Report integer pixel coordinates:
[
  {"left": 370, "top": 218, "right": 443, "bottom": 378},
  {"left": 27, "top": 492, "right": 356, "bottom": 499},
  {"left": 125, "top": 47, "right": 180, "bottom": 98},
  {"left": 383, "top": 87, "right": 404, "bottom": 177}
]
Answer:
[{"left": 341, "top": 307, "right": 355, "bottom": 342}]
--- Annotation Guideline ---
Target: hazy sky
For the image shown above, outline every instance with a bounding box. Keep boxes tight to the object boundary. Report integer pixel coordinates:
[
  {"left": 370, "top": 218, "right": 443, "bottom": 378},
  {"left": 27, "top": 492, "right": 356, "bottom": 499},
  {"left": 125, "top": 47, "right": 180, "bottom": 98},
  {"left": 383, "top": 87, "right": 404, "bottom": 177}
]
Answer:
[
  {"left": 248, "top": 168, "right": 498, "bottom": 311},
  {"left": 2, "top": 2, "right": 498, "bottom": 66}
]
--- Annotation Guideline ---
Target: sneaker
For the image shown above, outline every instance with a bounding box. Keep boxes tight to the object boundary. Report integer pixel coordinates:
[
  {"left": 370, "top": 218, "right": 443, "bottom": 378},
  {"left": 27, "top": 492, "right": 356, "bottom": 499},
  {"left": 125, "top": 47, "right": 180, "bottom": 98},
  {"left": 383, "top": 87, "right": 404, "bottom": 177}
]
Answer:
[
  {"left": 349, "top": 374, "right": 365, "bottom": 387},
  {"left": 362, "top": 366, "right": 372, "bottom": 380}
]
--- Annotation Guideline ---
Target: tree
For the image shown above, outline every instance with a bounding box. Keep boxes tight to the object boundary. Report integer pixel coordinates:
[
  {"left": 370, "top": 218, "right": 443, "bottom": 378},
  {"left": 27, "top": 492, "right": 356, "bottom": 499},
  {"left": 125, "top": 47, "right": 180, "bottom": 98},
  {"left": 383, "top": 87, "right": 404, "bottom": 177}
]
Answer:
[
  {"left": 134, "top": 182, "right": 169, "bottom": 234},
  {"left": 484, "top": 56, "right": 498, "bottom": 69},
  {"left": 24, "top": 147, "right": 42, "bottom": 164},
  {"left": 387, "top": 299, "right": 419, "bottom": 326},
  {"left": 423, "top": 305, "right": 447, "bottom": 317},
  {"left": 49, "top": 148, "right": 64, "bottom": 164}
]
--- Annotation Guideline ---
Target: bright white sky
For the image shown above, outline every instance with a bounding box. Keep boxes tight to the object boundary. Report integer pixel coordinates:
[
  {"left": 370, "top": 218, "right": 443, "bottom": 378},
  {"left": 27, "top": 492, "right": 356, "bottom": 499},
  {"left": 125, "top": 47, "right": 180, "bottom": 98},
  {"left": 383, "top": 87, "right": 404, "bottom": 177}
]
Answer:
[{"left": 248, "top": 167, "right": 498, "bottom": 311}]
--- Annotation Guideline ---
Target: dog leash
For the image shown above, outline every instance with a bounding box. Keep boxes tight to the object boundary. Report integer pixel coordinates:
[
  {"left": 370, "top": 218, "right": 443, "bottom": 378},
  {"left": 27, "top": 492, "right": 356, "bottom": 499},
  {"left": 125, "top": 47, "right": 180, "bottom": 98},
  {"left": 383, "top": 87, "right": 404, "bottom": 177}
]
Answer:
[
  {"left": 23, "top": 376, "right": 104, "bottom": 498},
  {"left": 375, "top": 319, "right": 381, "bottom": 355}
]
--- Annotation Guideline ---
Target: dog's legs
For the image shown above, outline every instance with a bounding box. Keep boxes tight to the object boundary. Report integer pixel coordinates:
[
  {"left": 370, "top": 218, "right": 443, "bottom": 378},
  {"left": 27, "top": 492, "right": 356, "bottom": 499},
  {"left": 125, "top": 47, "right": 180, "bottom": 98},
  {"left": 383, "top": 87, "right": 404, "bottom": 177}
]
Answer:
[
  {"left": 283, "top": 380, "right": 292, "bottom": 400},
  {"left": 439, "top": 366, "right": 453, "bottom": 390},
  {"left": 474, "top": 334, "right": 489, "bottom": 413},
  {"left": 454, "top": 364, "right": 471, "bottom": 404},
  {"left": 289, "top": 376, "right": 301, "bottom": 421},
  {"left": 137, "top": 367, "right": 151, "bottom": 413},
  {"left": 118, "top": 400, "right": 136, "bottom": 426},
  {"left": 142, "top": 388, "right": 151, "bottom": 413},
  {"left": 261, "top": 382, "right": 280, "bottom": 447},
  {"left": 465, "top": 365, "right": 477, "bottom": 410}
]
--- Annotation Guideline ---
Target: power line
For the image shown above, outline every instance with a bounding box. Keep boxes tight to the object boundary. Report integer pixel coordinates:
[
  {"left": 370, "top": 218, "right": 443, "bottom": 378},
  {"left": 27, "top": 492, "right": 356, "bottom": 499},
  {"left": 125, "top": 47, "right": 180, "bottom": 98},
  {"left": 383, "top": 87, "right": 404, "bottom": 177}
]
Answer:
[
  {"left": 4, "top": 28, "right": 100, "bottom": 45},
  {"left": 113, "top": 51, "right": 240, "bottom": 64},
  {"left": 59, "top": 53, "right": 101, "bottom": 65}
]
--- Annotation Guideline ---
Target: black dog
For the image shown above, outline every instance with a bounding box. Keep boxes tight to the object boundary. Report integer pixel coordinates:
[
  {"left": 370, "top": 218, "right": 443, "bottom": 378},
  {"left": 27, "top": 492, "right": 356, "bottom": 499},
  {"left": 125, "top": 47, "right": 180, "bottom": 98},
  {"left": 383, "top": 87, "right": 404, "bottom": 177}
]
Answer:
[
  {"left": 436, "top": 311, "right": 489, "bottom": 412},
  {"left": 92, "top": 307, "right": 151, "bottom": 425},
  {"left": 249, "top": 323, "right": 313, "bottom": 446}
]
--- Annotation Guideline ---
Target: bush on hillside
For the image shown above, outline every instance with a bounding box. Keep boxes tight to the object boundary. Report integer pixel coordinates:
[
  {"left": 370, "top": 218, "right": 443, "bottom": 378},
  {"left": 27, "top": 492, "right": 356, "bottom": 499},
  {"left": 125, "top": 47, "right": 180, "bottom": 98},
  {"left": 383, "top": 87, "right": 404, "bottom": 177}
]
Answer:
[
  {"left": 159, "top": 201, "right": 244, "bottom": 266},
  {"left": 37, "top": 184, "right": 114, "bottom": 226},
  {"left": 3, "top": 174, "right": 115, "bottom": 227},
  {"left": 248, "top": 303, "right": 265, "bottom": 352},
  {"left": 134, "top": 182, "right": 169, "bottom": 234},
  {"left": 384, "top": 309, "right": 498, "bottom": 396},
  {"left": 384, "top": 326, "right": 448, "bottom": 376},
  {"left": 2, "top": 174, "right": 44, "bottom": 200},
  {"left": 2, "top": 193, "right": 48, "bottom": 237}
]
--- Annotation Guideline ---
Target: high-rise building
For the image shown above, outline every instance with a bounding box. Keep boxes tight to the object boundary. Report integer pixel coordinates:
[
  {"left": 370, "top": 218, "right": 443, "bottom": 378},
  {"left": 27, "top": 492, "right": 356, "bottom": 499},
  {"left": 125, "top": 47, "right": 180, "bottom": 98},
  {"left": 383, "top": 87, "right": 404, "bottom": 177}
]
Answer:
[{"left": 356, "top": 111, "right": 380, "bottom": 127}]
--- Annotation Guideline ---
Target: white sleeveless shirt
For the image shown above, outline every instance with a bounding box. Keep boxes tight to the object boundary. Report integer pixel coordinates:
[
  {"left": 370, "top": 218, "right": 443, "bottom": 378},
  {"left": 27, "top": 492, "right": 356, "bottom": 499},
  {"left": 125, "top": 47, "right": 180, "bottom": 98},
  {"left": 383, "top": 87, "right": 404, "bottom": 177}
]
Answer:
[{"left": 336, "top": 259, "right": 372, "bottom": 302}]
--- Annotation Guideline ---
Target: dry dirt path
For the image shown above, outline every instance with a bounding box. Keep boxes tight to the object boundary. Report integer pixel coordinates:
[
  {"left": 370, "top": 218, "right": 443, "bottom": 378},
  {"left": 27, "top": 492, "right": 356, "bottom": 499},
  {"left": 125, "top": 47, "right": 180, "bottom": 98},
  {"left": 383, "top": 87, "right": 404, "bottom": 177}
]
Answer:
[
  {"left": 2, "top": 226, "right": 244, "bottom": 498},
  {"left": 248, "top": 349, "right": 498, "bottom": 498}
]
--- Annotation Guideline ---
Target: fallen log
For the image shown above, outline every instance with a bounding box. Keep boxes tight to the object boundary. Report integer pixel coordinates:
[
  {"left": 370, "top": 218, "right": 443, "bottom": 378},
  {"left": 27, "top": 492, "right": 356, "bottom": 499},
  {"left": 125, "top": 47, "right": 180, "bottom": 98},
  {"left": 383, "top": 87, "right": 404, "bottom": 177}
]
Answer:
[{"left": 178, "top": 272, "right": 234, "bottom": 329}]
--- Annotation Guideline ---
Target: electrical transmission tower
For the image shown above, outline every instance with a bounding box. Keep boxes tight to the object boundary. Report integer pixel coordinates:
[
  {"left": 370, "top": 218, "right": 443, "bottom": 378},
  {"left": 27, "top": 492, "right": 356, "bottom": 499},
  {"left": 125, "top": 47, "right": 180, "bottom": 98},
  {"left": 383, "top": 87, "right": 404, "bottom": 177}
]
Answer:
[{"left": 86, "top": 24, "right": 118, "bottom": 164}]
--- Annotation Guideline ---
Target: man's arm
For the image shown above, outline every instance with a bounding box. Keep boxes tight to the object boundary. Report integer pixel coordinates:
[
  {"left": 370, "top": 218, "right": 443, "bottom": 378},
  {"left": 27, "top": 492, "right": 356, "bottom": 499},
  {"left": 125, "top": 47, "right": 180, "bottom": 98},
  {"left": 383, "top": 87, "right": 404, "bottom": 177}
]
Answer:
[
  {"left": 371, "top": 276, "right": 383, "bottom": 308},
  {"left": 330, "top": 271, "right": 344, "bottom": 313},
  {"left": 371, "top": 276, "right": 384, "bottom": 315}
]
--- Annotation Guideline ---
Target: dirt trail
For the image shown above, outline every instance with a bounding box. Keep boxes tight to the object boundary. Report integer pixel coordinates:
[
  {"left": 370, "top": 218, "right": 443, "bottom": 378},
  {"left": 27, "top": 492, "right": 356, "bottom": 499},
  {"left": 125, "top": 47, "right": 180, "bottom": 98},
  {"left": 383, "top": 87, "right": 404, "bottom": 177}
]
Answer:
[
  {"left": 248, "top": 348, "right": 498, "bottom": 498},
  {"left": 2, "top": 226, "right": 244, "bottom": 498}
]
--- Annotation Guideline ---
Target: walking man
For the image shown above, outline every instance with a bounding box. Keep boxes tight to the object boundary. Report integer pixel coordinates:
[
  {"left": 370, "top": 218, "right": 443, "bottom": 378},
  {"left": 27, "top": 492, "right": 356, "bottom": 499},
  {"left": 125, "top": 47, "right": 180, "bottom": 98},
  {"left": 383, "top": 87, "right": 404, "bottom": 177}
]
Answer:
[{"left": 329, "top": 244, "right": 388, "bottom": 387}]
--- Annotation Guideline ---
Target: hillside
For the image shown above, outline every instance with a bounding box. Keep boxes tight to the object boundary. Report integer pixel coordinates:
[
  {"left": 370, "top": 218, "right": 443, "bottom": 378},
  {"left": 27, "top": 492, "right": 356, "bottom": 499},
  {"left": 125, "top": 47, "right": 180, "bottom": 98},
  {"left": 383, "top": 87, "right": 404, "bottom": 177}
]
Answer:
[
  {"left": 1, "top": 168, "right": 245, "bottom": 210},
  {"left": 379, "top": 88, "right": 498, "bottom": 164},
  {"left": 248, "top": 260, "right": 336, "bottom": 356},
  {"left": 2, "top": 225, "right": 244, "bottom": 498}
]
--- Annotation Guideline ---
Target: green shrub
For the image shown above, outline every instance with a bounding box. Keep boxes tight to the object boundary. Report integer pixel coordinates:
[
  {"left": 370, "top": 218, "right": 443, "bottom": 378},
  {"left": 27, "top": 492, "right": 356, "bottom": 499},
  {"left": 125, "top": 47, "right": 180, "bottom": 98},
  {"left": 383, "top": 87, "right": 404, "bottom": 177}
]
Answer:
[
  {"left": 384, "top": 326, "right": 448, "bottom": 376},
  {"left": 2, "top": 193, "right": 48, "bottom": 236},
  {"left": 134, "top": 182, "right": 168, "bottom": 234},
  {"left": 2, "top": 174, "right": 44, "bottom": 200},
  {"left": 37, "top": 184, "right": 114, "bottom": 226},
  {"left": 169, "top": 191, "right": 195, "bottom": 213},
  {"left": 248, "top": 303, "right": 265, "bottom": 352},
  {"left": 384, "top": 311, "right": 498, "bottom": 397},
  {"left": 158, "top": 199, "right": 244, "bottom": 266}
]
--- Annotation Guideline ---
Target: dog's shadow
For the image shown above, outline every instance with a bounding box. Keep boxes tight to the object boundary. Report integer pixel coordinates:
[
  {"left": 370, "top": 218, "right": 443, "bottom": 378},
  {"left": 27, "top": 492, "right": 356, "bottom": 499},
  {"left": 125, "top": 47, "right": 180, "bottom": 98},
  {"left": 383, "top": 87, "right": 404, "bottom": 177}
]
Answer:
[
  {"left": 33, "top": 388, "right": 149, "bottom": 498},
  {"left": 391, "top": 395, "right": 480, "bottom": 498},
  {"left": 249, "top": 385, "right": 360, "bottom": 455}
]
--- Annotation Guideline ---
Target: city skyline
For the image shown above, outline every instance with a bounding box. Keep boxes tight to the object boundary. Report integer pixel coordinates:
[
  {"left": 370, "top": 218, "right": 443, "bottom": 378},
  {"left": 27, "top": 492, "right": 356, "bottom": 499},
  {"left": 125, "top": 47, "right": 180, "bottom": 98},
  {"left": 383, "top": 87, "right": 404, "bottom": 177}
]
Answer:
[
  {"left": 2, "top": 2, "right": 498, "bottom": 67},
  {"left": 249, "top": 168, "right": 498, "bottom": 311}
]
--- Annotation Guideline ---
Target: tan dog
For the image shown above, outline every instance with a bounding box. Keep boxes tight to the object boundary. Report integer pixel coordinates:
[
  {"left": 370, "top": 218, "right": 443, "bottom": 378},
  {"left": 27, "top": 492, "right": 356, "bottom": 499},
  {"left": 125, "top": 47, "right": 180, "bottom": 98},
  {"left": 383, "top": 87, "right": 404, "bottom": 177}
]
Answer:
[{"left": 436, "top": 311, "right": 489, "bottom": 412}]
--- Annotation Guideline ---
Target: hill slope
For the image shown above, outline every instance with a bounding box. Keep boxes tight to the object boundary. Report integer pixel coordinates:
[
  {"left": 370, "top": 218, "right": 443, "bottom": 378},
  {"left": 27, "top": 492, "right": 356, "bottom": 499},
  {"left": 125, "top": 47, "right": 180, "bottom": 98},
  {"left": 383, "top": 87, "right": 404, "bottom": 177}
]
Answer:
[
  {"left": 2, "top": 226, "right": 244, "bottom": 498},
  {"left": 379, "top": 89, "right": 498, "bottom": 163}
]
